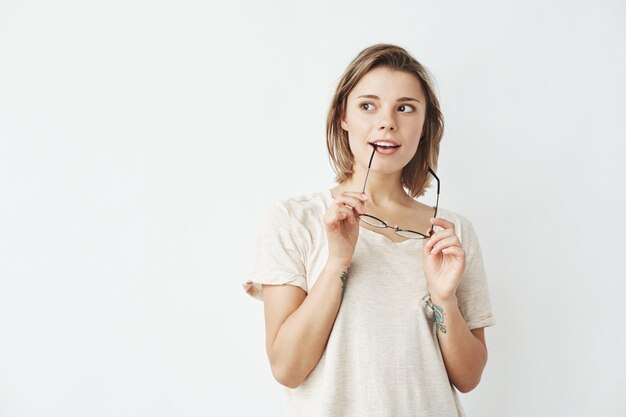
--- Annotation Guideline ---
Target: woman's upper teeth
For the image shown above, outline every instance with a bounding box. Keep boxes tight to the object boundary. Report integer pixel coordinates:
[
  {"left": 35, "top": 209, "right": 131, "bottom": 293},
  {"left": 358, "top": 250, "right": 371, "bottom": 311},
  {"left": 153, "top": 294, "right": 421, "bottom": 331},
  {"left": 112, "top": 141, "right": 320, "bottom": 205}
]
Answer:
[{"left": 375, "top": 141, "right": 399, "bottom": 147}]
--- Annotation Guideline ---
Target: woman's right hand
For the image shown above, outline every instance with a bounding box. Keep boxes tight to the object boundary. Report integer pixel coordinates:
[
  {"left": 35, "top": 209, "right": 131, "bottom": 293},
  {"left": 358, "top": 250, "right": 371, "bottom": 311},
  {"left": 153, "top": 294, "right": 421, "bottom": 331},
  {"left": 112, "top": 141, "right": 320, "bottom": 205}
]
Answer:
[{"left": 322, "top": 191, "right": 369, "bottom": 267}]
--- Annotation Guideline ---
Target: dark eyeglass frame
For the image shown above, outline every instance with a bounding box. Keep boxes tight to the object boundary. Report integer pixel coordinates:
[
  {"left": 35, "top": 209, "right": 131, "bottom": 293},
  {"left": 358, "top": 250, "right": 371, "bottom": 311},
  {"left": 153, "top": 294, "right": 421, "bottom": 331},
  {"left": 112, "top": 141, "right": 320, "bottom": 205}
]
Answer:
[{"left": 356, "top": 146, "right": 440, "bottom": 239}]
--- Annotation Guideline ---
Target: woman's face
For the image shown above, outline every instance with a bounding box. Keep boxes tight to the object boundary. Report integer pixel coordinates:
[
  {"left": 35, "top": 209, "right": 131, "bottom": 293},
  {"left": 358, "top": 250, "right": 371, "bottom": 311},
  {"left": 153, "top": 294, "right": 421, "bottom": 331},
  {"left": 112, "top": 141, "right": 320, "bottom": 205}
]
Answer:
[{"left": 341, "top": 66, "right": 427, "bottom": 175}]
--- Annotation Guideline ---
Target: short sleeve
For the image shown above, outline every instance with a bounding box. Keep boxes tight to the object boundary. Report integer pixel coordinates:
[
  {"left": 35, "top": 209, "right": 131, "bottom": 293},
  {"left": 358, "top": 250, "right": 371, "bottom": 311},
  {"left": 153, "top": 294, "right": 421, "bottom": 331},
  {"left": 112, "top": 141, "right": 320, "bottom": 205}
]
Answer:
[
  {"left": 455, "top": 215, "right": 496, "bottom": 330},
  {"left": 241, "top": 201, "right": 308, "bottom": 302}
]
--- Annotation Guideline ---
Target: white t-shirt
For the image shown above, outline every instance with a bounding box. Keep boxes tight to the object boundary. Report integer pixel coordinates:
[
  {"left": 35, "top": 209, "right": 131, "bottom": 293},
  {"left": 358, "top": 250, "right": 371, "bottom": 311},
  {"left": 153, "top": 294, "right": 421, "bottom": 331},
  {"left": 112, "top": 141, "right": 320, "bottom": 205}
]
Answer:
[{"left": 242, "top": 189, "right": 496, "bottom": 417}]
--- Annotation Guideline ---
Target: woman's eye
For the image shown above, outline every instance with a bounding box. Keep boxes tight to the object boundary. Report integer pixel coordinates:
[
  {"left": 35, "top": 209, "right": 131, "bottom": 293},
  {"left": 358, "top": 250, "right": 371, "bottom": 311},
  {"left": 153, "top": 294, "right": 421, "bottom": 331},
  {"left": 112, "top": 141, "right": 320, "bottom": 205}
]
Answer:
[{"left": 359, "top": 103, "right": 415, "bottom": 112}]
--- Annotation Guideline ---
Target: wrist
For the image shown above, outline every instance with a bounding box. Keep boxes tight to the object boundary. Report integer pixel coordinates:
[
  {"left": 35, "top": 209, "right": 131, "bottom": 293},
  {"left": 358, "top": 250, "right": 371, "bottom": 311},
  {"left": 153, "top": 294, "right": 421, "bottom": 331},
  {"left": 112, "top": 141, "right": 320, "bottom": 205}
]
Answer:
[
  {"left": 428, "top": 292, "right": 458, "bottom": 306},
  {"left": 326, "top": 258, "right": 351, "bottom": 271}
]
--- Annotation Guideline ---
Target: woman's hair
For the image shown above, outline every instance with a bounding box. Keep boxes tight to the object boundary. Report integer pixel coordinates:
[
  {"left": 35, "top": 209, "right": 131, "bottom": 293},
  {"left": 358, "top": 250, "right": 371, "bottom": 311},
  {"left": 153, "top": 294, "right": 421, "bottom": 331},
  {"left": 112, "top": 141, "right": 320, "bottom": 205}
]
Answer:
[{"left": 326, "top": 43, "right": 444, "bottom": 199}]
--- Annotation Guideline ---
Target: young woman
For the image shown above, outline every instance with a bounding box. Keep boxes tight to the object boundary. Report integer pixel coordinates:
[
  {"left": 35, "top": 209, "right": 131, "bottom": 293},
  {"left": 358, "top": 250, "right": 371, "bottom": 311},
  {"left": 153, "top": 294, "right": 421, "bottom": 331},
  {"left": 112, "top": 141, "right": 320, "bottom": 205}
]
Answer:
[{"left": 243, "top": 43, "right": 496, "bottom": 417}]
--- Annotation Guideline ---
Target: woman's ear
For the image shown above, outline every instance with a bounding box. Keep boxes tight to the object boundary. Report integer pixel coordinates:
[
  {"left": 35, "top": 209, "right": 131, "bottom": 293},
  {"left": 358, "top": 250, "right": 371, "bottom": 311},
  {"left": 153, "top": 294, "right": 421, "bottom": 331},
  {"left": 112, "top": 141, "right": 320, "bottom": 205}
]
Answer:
[{"left": 340, "top": 112, "right": 348, "bottom": 131}]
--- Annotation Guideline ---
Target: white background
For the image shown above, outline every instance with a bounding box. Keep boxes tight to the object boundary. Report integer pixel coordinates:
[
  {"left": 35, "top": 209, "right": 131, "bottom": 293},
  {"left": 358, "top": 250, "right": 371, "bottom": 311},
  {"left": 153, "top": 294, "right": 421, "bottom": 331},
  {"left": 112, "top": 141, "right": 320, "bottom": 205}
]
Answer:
[{"left": 1, "top": 1, "right": 625, "bottom": 416}]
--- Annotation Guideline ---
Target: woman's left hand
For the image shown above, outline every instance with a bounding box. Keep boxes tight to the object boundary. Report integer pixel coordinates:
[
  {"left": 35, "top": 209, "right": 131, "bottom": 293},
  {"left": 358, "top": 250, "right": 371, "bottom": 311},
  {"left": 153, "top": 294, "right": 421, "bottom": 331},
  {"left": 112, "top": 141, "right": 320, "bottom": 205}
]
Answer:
[{"left": 422, "top": 217, "right": 466, "bottom": 300}]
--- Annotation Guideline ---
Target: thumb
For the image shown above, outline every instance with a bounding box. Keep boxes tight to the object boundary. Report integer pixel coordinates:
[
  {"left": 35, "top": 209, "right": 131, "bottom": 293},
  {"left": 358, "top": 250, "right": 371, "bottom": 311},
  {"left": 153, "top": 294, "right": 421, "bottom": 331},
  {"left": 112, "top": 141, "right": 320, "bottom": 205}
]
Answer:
[{"left": 423, "top": 236, "right": 432, "bottom": 258}]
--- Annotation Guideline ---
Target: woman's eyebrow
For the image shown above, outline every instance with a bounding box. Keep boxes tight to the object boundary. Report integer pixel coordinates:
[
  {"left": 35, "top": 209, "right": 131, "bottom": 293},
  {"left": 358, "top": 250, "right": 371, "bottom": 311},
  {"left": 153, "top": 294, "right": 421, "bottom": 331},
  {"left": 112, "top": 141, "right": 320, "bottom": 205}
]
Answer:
[{"left": 356, "top": 94, "right": 421, "bottom": 103}]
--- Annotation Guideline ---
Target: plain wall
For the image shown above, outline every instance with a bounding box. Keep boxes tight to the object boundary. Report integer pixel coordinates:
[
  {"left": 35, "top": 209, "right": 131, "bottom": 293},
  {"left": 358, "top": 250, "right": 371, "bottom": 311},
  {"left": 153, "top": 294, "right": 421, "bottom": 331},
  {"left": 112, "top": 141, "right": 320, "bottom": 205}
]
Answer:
[{"left": 1, "top": 0, "right": 625, "bottom": 416}]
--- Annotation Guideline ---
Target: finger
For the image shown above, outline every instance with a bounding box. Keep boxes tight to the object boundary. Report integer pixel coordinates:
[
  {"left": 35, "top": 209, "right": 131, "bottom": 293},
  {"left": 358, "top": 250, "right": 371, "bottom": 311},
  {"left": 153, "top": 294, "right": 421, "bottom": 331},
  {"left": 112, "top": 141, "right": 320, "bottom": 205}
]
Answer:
[
  {"left": 440, "top": 245, "right": 465, "bottom": 258},
  {"left": 340, "top": 191, "right": 369, "bottom": 202},
  {"left": 338, "top": 193, "right": 368, "bottom": 206},
  {"left": 336, "top": 205, "right": 358, "bottom": 225},
  {"left": 335, "top": 196, "right": 367, "bottom": 214},
  {"left": 336, "top": 200, "right": 364, "bottom": 216},
  {"left": 330, "top": 209, "right": 350, "bottom": 226},
  {"left": 430, "top": 217, "right": 455, "bottom": 231},
  {"left": 325, "top": 206, "right": 356, "bottom": 227},
  {"left": 339, "top": 192, "right": 369, "bottom": 211},
  {"left": 425, "top": 229, "right": 455, "bottom": 249},
  {"left": 429, "top": 236, "right": 461, "bottom": 255}
]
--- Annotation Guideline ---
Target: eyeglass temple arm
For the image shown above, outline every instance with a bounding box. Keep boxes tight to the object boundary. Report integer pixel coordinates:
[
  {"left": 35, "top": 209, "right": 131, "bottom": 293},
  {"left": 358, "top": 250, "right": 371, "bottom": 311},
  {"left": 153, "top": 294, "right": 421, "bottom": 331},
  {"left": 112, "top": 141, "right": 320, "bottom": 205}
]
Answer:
[
  {"left": 361, "top": 145, "right": 377, "bottom": 195},
  {"left": 361, "top": 147, "right": 440, "bottom": 214},
  {"left": 428, "top": 167, "right": 440, "bottom": 219},
  {"left": 428, "top": 167, "right": 440, "bottom": 194}
]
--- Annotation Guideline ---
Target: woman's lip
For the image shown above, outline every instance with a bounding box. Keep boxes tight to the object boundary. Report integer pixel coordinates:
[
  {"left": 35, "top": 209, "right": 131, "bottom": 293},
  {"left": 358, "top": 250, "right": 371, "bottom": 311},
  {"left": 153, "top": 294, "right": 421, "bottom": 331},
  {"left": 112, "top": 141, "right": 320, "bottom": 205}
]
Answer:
[
  {"left": 372, "top": 145, "right": 400, "bottom": 155},
  {"left": 370, "top": 139, "right": 400, "bottom": 146}
]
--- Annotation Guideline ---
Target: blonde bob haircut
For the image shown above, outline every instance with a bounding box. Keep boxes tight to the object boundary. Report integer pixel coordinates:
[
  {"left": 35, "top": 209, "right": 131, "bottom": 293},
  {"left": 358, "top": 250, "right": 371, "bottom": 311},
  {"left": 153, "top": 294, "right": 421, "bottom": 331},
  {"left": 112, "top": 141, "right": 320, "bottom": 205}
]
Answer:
[{"left": 326, "top": 43, "right": 444, "bottom": 199}]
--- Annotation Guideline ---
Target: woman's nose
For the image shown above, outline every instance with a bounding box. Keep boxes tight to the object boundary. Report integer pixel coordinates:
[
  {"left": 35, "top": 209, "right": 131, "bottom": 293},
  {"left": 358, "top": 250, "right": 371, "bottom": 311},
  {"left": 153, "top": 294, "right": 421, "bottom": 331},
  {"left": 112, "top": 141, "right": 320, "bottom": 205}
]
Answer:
[{"left": 378, "top": 112, "right": 396, "bottom": 131}]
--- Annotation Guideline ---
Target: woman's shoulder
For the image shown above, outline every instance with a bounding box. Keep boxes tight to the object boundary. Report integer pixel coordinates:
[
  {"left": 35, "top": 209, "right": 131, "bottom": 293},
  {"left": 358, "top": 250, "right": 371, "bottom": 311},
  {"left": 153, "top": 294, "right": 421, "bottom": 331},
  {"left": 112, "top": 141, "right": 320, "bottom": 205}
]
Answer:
[
  {"left": 435, "top": 206, "right": 480, "bottom": 245},
  {"left": 436, "top": 206, "right": 471, "bottom": 225},
  {"left": 274, "top": 189, "right": 331, "bottom": 223},
  {"left": 279, "top": 189, "right": 330, "bottom": 205}
]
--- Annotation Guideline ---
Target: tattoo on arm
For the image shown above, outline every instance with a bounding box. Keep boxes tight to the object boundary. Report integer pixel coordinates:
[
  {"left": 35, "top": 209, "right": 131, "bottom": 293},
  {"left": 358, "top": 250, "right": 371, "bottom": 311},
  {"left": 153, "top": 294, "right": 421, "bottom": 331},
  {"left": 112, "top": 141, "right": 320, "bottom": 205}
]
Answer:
[
  {"left": 424, "top": 297, "right": 447, "bottom": 334},
  {"left": 340, "top": 271, "right": 348, "bottom": 298},
  {"left": 433, "top": 304, "right": 447, "bottom": 333}
]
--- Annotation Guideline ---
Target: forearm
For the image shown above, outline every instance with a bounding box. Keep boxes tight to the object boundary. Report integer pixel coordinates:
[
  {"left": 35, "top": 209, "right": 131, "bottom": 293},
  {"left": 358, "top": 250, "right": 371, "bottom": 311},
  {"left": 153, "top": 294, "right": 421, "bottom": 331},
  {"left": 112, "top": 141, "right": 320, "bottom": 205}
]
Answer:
[
  {"left": 429, "top": 294, "right": 487, "bottom": 393},
  {"left": 271, "top": 261, "right": 349, "bottom": 387}
]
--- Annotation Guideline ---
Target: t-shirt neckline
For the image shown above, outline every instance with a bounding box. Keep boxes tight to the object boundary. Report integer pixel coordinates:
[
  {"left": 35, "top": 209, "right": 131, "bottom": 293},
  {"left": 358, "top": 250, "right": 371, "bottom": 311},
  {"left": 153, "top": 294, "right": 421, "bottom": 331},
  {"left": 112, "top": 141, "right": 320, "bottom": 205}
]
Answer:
[{"left": 323, "top": 189, "right": 424, "bottom": 246}]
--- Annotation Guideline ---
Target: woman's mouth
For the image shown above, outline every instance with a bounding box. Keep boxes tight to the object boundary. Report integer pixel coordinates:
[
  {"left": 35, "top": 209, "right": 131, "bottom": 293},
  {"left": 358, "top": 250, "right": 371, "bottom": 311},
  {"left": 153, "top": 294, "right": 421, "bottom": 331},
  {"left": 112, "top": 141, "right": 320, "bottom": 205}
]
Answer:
[{"left": 368, "top": 141, "right": 401, "bottom": 155}]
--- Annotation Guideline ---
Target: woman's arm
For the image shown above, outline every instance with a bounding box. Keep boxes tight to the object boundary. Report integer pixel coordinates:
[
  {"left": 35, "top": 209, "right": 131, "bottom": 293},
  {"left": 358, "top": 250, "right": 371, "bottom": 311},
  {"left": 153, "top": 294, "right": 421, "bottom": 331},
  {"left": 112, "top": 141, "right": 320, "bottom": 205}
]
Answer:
[
  {"left": 422, "top": 217, "right": 490, "bottom": 393},
  {"left": 262, "top": 260, "right": 349, "bottom": 388},
  {"left": 428, "top": 293, "right": 488, "bottom": 393}
]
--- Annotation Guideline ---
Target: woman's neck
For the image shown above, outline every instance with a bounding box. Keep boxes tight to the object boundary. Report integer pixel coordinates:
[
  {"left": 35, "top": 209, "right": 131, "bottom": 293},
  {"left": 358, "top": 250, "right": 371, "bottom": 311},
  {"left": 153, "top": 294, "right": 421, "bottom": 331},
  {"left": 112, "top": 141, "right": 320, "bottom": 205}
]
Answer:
[{"left": 334, "top": 171, "right": 413, "bottom": 209}]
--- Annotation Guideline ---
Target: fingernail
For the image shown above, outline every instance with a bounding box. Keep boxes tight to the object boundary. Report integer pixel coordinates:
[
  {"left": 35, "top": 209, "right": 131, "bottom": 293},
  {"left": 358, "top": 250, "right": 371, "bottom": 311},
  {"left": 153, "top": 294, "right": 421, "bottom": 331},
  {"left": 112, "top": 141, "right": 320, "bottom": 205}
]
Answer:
[{"left": 361, "top": 194, "right": 368, "bottom": 201}]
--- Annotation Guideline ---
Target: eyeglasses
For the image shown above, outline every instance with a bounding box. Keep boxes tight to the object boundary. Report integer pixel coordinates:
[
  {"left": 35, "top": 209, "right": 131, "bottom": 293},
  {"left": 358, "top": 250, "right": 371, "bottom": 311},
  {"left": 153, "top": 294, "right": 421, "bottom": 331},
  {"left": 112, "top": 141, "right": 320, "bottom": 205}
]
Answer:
[{"left": 356, "top": 146, "right": 440, "bottom": 239}]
